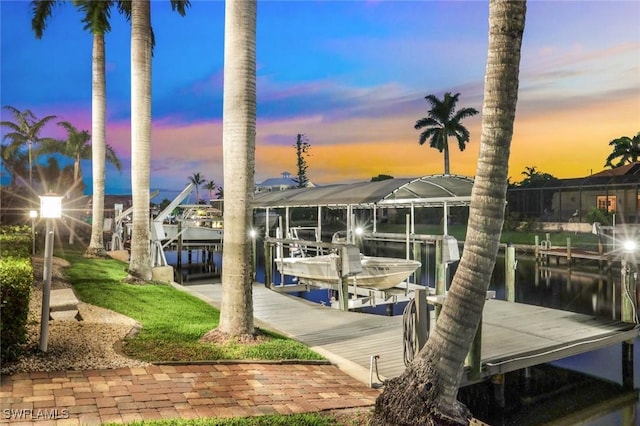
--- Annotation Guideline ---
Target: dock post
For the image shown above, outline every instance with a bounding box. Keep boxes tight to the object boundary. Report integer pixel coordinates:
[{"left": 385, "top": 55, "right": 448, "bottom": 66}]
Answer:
[
  {"left": 534, "top": 235, "right": 539, "bottom": 262},
  {"left": 412, "top": 241, "right": 422, "bottom": 285},
  {"left": 622, "top": 341, "right": 634, "bottom": 389},
  {"left": 339, "top": 275, "right": 349, "bottom": 311},
  {"left": 621, "top": 253, "right": 636, "bottom": 389},
  {"left": 566, "top": 237, "right": 572, "bottom": 266},
  {"left": 505, "top": 243, "right": 516, "bottom": 302},
  {"left": 491, "top": 373, "right": 506, "bottom": 409},
  {"left": 415, "top": 288, "right": 429, "bottom": 352},
  {"left": 177, "top": 225, "right": 183, "bottom": 285},
  {"left": 466, "top": 319, "right": 482, "bottom": 381},
  {"left": 435, "top": 238, "right": 445, "bottom": 320},
  {"left": 264, "top": 240, "right": 272, "bottom": 289}
]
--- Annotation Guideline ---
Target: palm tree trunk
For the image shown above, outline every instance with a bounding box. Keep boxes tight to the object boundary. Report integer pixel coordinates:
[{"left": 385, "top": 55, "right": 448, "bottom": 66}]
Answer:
[
  {"left": 68, "top": 157, "right": 81, "bottom": 245},
  {"left": 128, "top": 0, "right": 153, "bottom": 281},
  {"left": 86, "top": 33, "right": 108, "bottom": 257},
  {"left": 443, "top": 135, "right": 450, "bottom": 175},
  {"left": 370, "top": 1, "right": 526, "bottom": 424},
  {"left": 218, "top": 0, "right": 257, "bottom": 336}
]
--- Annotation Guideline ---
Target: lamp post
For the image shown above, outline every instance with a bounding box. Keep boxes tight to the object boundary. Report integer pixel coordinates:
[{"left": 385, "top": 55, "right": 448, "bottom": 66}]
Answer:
[
  {"left": 29, "top": 210, "right": 38, "bottom": 256},
  {"left": 38, "top": 193, "right": 62, "bottom": 352}
]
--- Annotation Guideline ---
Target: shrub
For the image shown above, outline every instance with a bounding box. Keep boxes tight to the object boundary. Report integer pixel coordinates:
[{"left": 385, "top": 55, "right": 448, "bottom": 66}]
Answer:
[
  {"left": 585, "top": 207, "right": 613, "bottom": 226},
  {"left": 0, "top": 226, "right": 32, "bottom": 258},
  {"left": 0, "top": 257, "right": 33, "bottom": 362}
]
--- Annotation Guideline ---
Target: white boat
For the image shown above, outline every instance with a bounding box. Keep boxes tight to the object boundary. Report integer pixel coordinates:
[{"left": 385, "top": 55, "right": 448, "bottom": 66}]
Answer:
[
  {"left": 161, "top": 205, "right": 223, "bottom": 243},
  {"left": 276, "top": 253, "right": 421, "bottom": 290}
]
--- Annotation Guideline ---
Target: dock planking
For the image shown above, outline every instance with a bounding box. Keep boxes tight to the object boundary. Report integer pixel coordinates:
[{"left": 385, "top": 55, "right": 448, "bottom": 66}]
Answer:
[{"left": 181, "top": 281, "right": 639, "bottom": 386}]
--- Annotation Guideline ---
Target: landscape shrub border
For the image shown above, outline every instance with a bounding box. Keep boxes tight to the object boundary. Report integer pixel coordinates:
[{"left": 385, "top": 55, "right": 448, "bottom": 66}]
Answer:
[{"left": 0, "top": 227, "right": 33, "bottom": 361}]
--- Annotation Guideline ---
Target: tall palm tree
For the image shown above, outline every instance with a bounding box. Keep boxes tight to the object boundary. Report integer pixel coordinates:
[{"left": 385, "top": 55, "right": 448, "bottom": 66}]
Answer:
[
  {"left": 204, "top": 179, "right": 217, "bottom": 201},
  {"left": 217, "top": 0, "right": 257, "bottom": 337},
  {"left": 0, "top": 106, "right": 57, "bottom": 190},
  {"left": 187, "top": 172, "right": 206, "bottom": 203},
  {"left": 39, "top": 121, "right": 121, "bottom": 244},
  {"left": 414, "top": 92, "right": 478, "bottom": 175},
  {"left": 32, "top": 0, "right": 131, "bottom": 257},
  {"left": 604, "top": 132, "right": 640, "bottom": 168},
  {"left": 371, "top": 1, "right": 526, "bottom": 424},
  {"left": 128, "top": 0, "right": 189, "bottom": 281},
  {"left": 128, "top": 0, "right": 154, "bottom": 281}
]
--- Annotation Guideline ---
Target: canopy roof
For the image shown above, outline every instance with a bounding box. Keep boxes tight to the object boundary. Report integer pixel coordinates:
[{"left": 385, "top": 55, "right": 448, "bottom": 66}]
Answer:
[{"left": 252, "top": 174, "right": 474, "bottom": 209}]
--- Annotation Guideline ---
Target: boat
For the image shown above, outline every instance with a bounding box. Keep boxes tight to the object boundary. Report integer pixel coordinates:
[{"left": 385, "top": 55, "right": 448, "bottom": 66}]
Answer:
[
  {"left": 160, "top": 205, "right": 223, "bottom": 243},
  {"left": 275, "top": 252, "right": 421, "bottom": 290}
]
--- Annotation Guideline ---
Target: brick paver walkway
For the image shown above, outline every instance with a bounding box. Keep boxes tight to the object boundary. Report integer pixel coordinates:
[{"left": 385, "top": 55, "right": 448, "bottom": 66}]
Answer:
[{"left": 1, "top": 363, "right": 381, "bottom": 425}]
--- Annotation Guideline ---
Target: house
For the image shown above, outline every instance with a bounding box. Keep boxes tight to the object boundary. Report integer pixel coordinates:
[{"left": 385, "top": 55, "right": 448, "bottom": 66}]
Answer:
[
  {"left": 255, "top": 171, "right": 315, "bottom": 193},
  {"left": 507, "top": 163, "right": 640, "bottom": 223}
]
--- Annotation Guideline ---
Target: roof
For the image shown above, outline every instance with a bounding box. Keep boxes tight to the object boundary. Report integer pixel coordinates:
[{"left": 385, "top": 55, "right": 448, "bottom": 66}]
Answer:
[
  {"left": 252, "top": 174, "right": 474, "bottom": 209},
  {"left": 510, "top": 162, "right": 640, "bottom": 191}
]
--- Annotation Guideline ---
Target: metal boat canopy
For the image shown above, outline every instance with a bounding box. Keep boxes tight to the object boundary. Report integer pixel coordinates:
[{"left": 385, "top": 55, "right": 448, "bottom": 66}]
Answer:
[{"left": 251, "top": 174, "right": 474, "bottom": 209}]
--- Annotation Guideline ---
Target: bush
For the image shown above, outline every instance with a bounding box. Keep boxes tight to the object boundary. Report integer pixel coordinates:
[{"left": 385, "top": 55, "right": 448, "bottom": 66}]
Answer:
[
  {"left": 0, "top": 257, "right": 33, "bottom": 362},
  {"left": 585, "top": 207, "right": 613, "bottom": 225},
  {"left": 0, "top": 226, "right": 32, "bottom": 258}
]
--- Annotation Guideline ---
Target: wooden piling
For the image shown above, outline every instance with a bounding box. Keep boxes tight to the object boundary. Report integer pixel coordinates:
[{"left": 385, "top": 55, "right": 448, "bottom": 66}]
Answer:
[
  {"left": 466, "top": 320, "right": 482, "bottom": 381},
  {"left": 412, "top": 241, "right": 422, "bottom": 285},
  {"left": 435, "top": 238, "right": 445, "bottom": 319},
  {"left": 415, "top": 288, "right": 429, "bottom": 352},
  {"left": 505, "top": 243, "right": 516, "bottom": 303},
  {"left": 264, "top": 240, "right": 273, "bottom": 289},
  {"left": 620, "top": 254, "right": 636, "bottom": 389}
]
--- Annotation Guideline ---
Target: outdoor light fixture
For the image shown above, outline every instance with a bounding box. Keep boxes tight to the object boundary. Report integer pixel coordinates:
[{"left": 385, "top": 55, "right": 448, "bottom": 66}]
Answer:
[
  {"left": 40, "top": 193, "right": 63, "bottom": 219},
  {"left": 249, "top": 228, "right": 257, "bottom": 239},
  {"left": 38, "top": 192, "right": 62, "bottom": 352},
  {"left": 622, "top": 240, "right": 637, "bottom": 253}
]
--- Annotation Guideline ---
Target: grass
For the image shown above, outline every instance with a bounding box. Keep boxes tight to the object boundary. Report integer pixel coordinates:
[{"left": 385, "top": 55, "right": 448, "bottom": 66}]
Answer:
[
  {"left": 107, "top": 412, "right": 351, "bottom": 426},
  {"left": 60, "top": 247, "right": 324, "bottom": 363}
]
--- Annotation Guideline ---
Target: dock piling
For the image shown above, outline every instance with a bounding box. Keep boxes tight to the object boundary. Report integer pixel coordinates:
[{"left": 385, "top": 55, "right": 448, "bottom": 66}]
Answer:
[{"left": 505, "top": 243, "right": 516, "bottom": 302}]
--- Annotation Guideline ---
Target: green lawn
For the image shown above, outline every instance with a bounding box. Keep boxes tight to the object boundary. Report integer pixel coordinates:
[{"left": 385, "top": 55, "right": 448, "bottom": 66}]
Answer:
[
  {"left": 111, "top": 413, "right": 347, "bottom": 426},
  {"left": 61, "top": 248, "right": 323, "bottom": 362}
]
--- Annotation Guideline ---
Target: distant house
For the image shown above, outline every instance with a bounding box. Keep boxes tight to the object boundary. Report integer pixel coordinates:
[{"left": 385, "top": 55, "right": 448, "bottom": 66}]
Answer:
[
  {"left": 507, "top": 163, "right": 640, "bottom": 223},
  {"left": 255, "top": 171, "right": 315, "bottom": 193}
]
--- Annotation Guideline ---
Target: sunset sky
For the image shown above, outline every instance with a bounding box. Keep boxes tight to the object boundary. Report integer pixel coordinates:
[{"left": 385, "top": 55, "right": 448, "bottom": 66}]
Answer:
[{"left": 1, "top": 0, "right": 639, "bottom": 200}]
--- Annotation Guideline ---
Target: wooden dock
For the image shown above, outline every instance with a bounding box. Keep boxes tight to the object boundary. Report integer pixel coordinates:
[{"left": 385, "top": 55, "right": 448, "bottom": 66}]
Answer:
[{"left": 179, "top": 281, "right": 639, "bottom": 387}]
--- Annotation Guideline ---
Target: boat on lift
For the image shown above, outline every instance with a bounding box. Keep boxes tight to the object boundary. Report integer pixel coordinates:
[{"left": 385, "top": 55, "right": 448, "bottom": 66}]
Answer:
[
  {"left": 275, "top": 229, "right": 421, "bottom": 290},
  {"left": 161, "top": 205, "right": 223, "bottom": 243},
  {"left": 276, "top": 253, "right": 421, "bottom": 290}
]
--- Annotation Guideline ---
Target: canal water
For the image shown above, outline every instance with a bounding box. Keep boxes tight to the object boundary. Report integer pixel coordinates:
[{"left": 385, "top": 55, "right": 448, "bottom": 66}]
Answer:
[{"left": 165, "top": 242, "right": 639, "bottom": 425}]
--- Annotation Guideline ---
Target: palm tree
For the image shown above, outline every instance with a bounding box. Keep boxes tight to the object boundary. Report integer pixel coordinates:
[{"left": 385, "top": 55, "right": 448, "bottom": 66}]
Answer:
[
  {"left": 414, "top": 92, "right": 478, "bottom": 175},
  {"left": 204, "top": 179, "right": 217, "bottom": 201},
  {"left": 128, "top": 0, "right": 154, "bottom": 281},
  {"left": 217, "top": 0, "right": 257, "bottom": 337},
  {"left": 128, "top": 0, "right": 189, "bottom": 281},
  {"left": 0, "top": 142, "right": 29, "bottom": 187},
  {"left": 187, "top": 172, "right": 206, "bottom": 203},
  {"left": 604, "top": 132, "right": 640, "bottom": 168},
  {"left": 0, "top": 106, "right": 57, "bottom": 190},
  {"left": 32, "top": 0, "right": 131, "bottom": 257},
  {"left": 39, "top": 121, "right": 121, "bottom": 244},
  {"left": 371, "top": 1, "right": 526, "bottom": 424}
]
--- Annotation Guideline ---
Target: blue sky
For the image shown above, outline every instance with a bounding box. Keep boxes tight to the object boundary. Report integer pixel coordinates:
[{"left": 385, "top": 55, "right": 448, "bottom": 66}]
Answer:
[{"left": 1, "top": 0, "right": 639, "bottom": 200}]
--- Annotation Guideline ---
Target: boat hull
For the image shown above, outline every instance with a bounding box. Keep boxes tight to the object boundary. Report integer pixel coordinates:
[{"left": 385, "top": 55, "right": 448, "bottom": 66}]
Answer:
[
  {"left": 162, "top": 224, "right": 223, "bottom": 243},
  {"left": 275, "top": 254, "right": 420, "bottom": 290}
]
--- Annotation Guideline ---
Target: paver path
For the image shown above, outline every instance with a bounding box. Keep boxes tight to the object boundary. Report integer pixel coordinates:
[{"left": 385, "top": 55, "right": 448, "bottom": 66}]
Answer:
[{"left": 1, "top": 363, "right": 381, "bottom": 425}]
